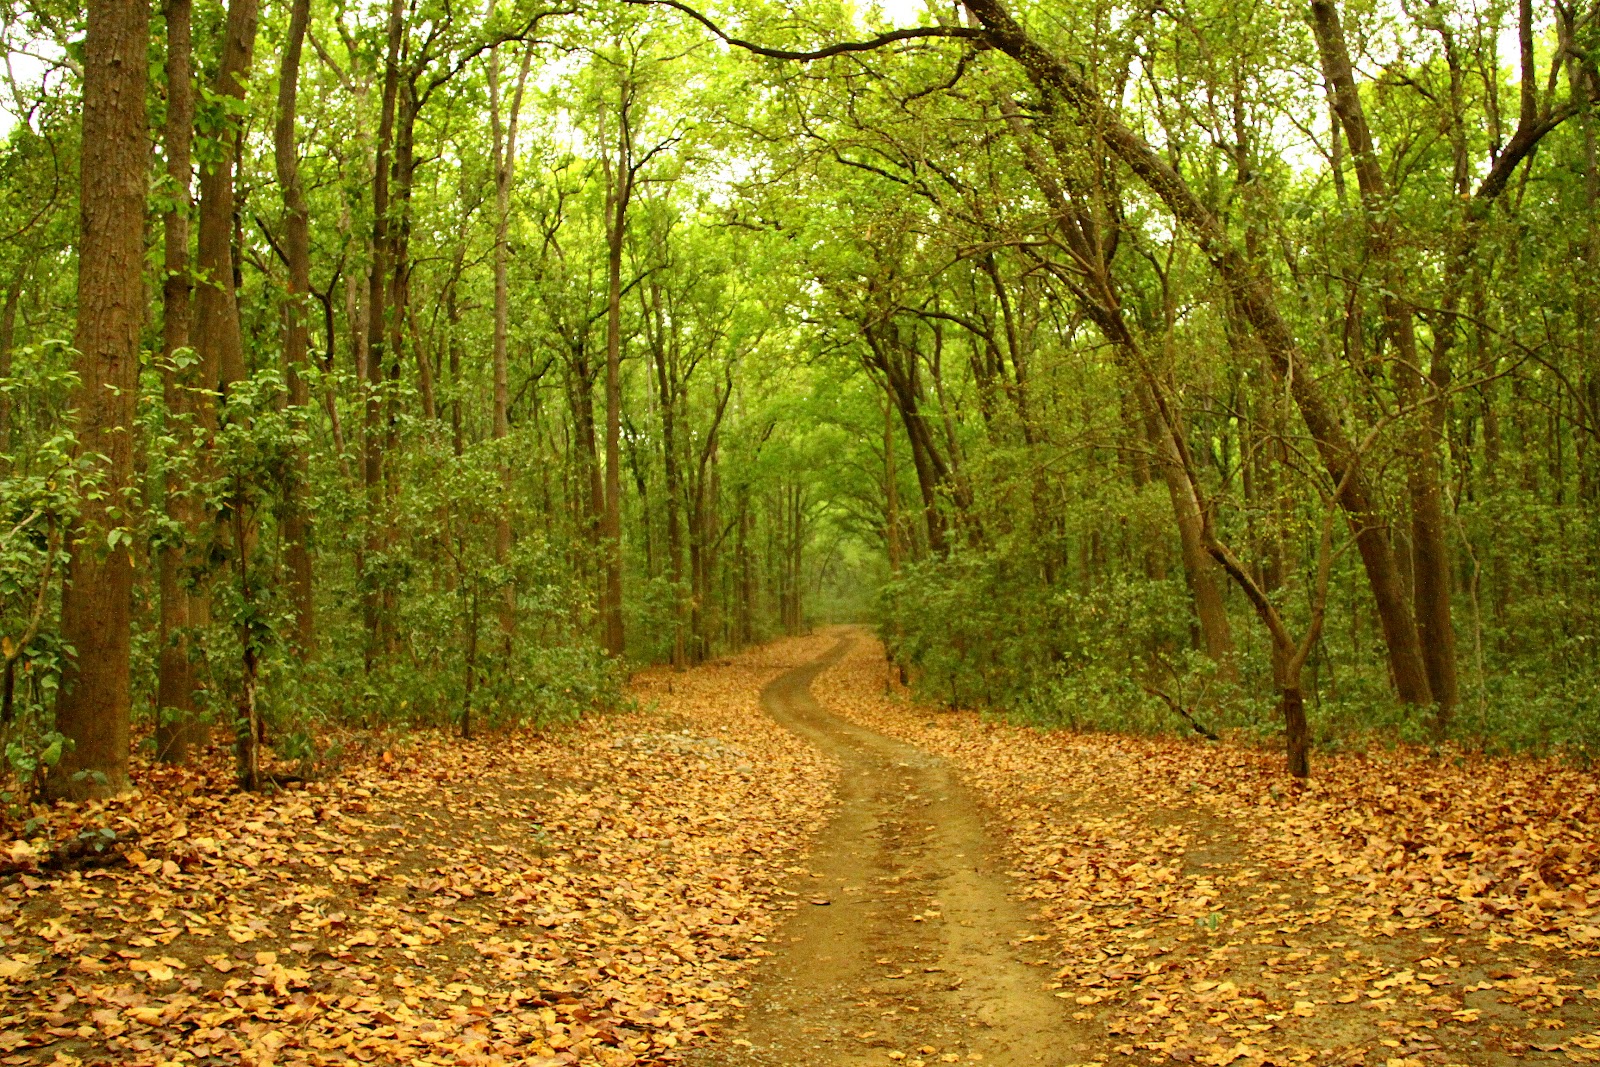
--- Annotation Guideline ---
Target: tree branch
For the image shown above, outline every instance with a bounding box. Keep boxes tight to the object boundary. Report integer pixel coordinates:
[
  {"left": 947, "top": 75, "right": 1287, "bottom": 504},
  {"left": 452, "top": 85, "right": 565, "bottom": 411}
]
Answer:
[{"left": 619, "top": 0, "right": 982, "bottom": 61}]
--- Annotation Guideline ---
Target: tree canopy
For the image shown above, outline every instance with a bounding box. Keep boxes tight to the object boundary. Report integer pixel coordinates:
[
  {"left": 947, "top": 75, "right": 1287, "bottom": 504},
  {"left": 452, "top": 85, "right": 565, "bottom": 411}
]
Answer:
[{"left": 1, "top": 0, "right": 1598, "bottom": 794}]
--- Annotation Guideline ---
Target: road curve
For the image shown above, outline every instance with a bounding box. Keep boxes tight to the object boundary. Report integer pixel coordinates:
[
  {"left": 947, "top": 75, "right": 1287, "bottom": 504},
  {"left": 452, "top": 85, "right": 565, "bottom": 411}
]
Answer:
[{"left": 689, "top": 636, "right": 1083, "bottom": 1066}]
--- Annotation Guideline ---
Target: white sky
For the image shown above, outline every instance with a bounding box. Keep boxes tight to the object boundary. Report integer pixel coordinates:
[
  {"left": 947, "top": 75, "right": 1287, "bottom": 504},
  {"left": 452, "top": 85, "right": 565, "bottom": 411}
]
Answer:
[
  {"left": 875, "top": 0, "right": 935, "bottom": 24},
  {"left": 0, "top": 50, "right": 50, "bottom": 137}
]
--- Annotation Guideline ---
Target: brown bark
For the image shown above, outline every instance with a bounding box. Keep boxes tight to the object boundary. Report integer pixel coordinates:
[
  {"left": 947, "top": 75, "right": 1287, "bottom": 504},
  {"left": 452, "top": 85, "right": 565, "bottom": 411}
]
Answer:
[
  {"left": 488, "top": 42, "right": 534, "bottom": 651},
  {"left": 1204, "top": 505, "right": 1337, "bottom": 779},
  {"left": 1142, "top": 385, "right": 1237, "bottom": 670},
  {"left": 155, "top": 0, "right": 202, "bottom": 763},
  {"left": 687, "top": 372, "right": 733, "bottom": 662},
  {"left": 193, "top": 0, "right": 259, "bottom": 398},
  {"left": 600, "top": 96, "right": 632, "bottom": 659},
  {"left": 736, "top": 494, "right": 754, "bottom": 646},
  {"left": 0, "top": 272, "right": 20, "bottom": 452},
  {"left": 884, "top": 397, "right": 901, "bottom": 575},
  {"left": 380, "top": 78, "right": 419, "bottom": 650},
  {"left": 962, "top": 0, "right": 1431, "bottom": 706},
  {"left": 361, "top": 0, "right": 403, "bottom": 669},
  {"left": 1280, "top": 688, "right": 1311, "bottom": 780},
  {"left": 646, "top": 283, "right": 687, "bottom": 667},
  {"left": 193, "top": 0, "right": 261, "bottom": 787},
  {"left": 1571, "top": 17, "right": 1600, "bottom": 502},
  {"left": 446, "top": 263, "right": 465, "bottom": 458},
  {"left": 865, "top": 323, "right": 951, "bottom": 554},
  {"left": 563, "top": 342, "right": 604, "bottom": 578},
  {"left": 183, "top": 0, "right": 260, "bottom": 772},
  {"left": 46, "top": 0, "right": 148, "bottom": 800},
  {"left": 275, "top": 0, "right": 315, "bottom": 656}
]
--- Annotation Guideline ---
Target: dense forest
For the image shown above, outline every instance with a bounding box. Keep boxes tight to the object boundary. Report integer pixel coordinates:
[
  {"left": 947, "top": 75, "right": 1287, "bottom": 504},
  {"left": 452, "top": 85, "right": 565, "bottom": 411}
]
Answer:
[{"left": 1, "top": 0, "right": 1597, "bottom": 799}]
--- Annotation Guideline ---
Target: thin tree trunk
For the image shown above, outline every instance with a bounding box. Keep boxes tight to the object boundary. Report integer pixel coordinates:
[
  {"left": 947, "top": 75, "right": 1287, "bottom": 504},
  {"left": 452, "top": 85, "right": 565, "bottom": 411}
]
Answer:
[
  {"left": 564, "top": 345, "right": 605, "bottom": 589},
  {"left": 447, "top": 267, "right": 465, "bottom": 458},
  {"left": 155, "top": 0, "right": 201, "bottom": 764},
  {"left": 192, "top": 0, "right": 261, "bottom": 787},
  {"left": 649, "top": 284, "right": 687, "bottom": 667},
  {"left": 184, "top": 0, "right": 260, "bottom": 759},
  {"left": 1140, "top": 384, "right": 1237, "bottom": 671},
  {"left": 998, "top": 101, "right": 1237, "bottom": 672},
  {"left": 1575, "top": 43, "right": 1600, "bottom": 502},
  {"left": 361, "top": 0, "right": 403, "bottom": 669},
  {"left": 488, "top": 43, "right": 534, "bottom": 652},
  {"left": 194, "top": 0, "right": 259, "bottom": 398},
  {"left": 600, "top": 97, "right": 631, "bottom": 659},
  {"left": 275, "top": 0, "right": 315, "bottom": 657},
  {"left": 381, "top": 81, "right": 419, "bottom": 655},
  {"left": 790, "top": 484, "right": 805, "bottom": 633},
  {"left": 866, "top": 326, "right": 950, "bottom": 554},
  {"left": 885, "top": 397, "right": 901, "bottom": 575},
  {"left": 46, "top": 0, "right": 149, "bottom": 801},
  {"left": 0, "top": 272, "right": 20, "bottom": 452}
]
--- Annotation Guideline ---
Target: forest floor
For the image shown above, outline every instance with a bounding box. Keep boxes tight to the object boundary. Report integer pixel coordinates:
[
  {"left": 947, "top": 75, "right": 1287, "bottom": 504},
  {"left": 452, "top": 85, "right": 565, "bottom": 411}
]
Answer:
[{"left": 2, "top": 628, "right": 1599, "bottom": 1067}]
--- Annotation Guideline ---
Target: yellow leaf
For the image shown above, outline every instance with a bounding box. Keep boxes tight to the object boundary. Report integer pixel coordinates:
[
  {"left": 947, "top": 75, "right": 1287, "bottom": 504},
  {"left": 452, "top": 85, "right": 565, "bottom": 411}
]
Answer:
[{"left": 126, "top": 1005, "right": 164, "bottom": 1026}]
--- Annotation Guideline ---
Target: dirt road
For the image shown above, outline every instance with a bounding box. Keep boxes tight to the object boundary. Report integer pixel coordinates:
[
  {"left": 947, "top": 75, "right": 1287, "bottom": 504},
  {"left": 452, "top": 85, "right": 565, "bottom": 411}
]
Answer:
[{"left": 690, "top": 636, "right": 1083, "bottom": 1066}]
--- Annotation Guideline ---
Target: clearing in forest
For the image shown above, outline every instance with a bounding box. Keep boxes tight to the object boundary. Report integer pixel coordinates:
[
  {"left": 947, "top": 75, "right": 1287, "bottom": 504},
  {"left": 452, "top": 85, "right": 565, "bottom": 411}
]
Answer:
[{"left": 3, "top": 629, "right": 1600, "bottom": 1067}]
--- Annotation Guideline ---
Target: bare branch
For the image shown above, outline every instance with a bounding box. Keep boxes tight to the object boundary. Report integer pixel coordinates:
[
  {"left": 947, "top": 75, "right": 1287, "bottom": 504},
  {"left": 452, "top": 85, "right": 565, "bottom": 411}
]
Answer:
[{"left": 619, "top": 0, "right": 982, "bottom": 61}]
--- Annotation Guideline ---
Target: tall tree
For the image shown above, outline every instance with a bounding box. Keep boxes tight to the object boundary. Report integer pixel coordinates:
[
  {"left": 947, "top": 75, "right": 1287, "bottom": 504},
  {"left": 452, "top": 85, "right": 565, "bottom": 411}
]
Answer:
[
  {"left": 275, "top": 0, "right": 316, "bottom": 656},
  {"left": 599, "top": 71, "right": 635, "bottom": 659},
  {"left": 155, "top": 0, "right": 201, "bottom": 763},
  {"left": 488, "top": 40, "right": 536, "bottom": 651},
  {"left": 46, "top": 0, "right": 150, "bottom": 800}
]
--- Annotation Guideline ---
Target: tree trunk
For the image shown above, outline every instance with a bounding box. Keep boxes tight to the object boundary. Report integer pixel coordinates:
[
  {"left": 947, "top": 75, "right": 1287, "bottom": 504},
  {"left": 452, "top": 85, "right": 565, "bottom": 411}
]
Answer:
[
  {"left": 275, "top": 0, "right": 315, "bottom": 657},
  {"left": 488, "top": 43, "right": 534, "bottom": 653},
  {"left": 790, "top": 484, "right": 805, "bottom": 633},
  {"left": 46, "top": 0, "right": 149, "bottom": 801},
  {"left": 866, "top": 326, "right": 950, "bottom": 554},
  {"left": 155, "top": 0, "right": 201, "bottom": 764},
  {"left": 649, "top": 284, "right": 687, "bottom": 667},
  {"left": 447, "top": 266, "right": 465, "bottom": 458},
  {"left": 184, "top": 0, "right": 260, "bottom": 771},
  {"left": 1280, "top": 686, "right": 1311, "bottom": 779},
  {"left": 361, "top": 0, "right": 403, "bottom": 669},
  {"left": 381, "top": 81, "right": 420, "bottom": 655},
  {"left": 1575, "top": 51, "right": 1600, "bottom": 502},
  {"left": 885, "top": 397, "right": 902, "bottom": 574},
  {"left": 737, "top": 494, "right": 754, "bottom": 645},
  {"left": 600, "top": 102, "right": 630, "bottom": 659},
  {"left": 0, "top": 272, "right": 20, "bottom": 452},
  {"left": 563, "top": 344, "right": 605, "bottom": 595},
  {"left": 999, "top": 102, "right": 1237, "bottom": 672},
  {"left": 193, "top": 0, "right": 259, "bottom": 397},
  {"left": 1141, "top": 385, "right": 1237, "bottom": 671},
  {"left": 192, "top": 0, "right": 261, "bottom": 787}
]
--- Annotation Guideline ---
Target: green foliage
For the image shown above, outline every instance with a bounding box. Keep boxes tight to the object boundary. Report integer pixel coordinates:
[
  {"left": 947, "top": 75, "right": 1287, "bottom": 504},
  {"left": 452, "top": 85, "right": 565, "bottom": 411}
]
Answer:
[
  {"left": 5, "top": 0, "right": 1600, "bottom": 791},
  {"left": 0, "top": 352, "right": 80, "bottom": 800}
]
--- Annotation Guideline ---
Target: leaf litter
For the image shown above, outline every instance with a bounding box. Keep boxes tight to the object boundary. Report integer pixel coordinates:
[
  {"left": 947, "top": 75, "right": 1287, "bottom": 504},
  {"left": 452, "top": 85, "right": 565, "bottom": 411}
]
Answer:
[
  {"left": 811, "top": 630, "right": 1600, "bottom": 1067},
  {"left": 7, "top": 627, "right": 1599, "bottom": 1067},
  {"left": 0, "top": 633, "right": 840, "bottom": 1066}
]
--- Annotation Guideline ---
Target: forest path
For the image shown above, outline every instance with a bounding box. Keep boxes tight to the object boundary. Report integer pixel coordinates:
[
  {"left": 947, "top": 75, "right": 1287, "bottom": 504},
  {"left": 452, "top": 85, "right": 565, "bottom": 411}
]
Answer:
[{"left": 688, "top": 633, "right": 1083, "bottom": 1067}]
